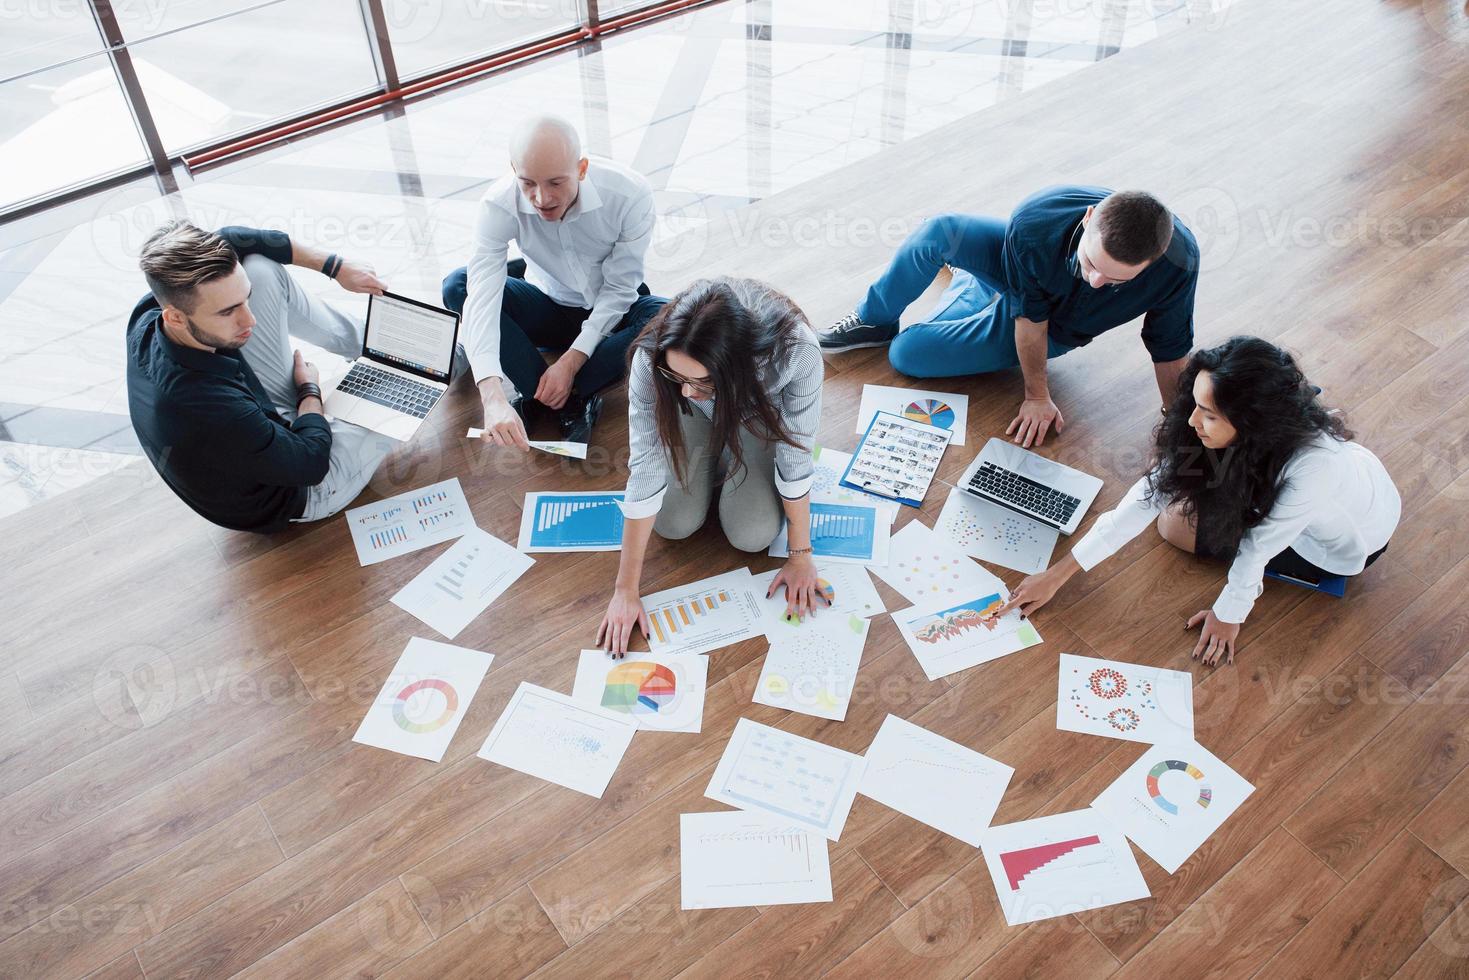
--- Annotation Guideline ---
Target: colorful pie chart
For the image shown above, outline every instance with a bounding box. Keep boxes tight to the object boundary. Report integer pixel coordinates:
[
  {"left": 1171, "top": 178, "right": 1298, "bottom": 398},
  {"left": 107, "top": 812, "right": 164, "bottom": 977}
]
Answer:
[
  {"left": 392, "top": 678, "right": 458, "bottom": 734},
  {"left": 903, "top": 398, "right": 956, "bottom": 429},
  {"left": 1146, "top": 759, "right": 1212, "bottom": 815},
  {"left": 602, "top": 661, "right": 679, "bottom": 715}
]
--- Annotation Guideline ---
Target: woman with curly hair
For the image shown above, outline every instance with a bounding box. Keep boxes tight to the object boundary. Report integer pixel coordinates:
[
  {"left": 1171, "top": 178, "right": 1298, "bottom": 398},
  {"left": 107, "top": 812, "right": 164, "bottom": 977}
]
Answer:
[{"left": 997, "top": 336, "right": 1400, "bottom": 665}]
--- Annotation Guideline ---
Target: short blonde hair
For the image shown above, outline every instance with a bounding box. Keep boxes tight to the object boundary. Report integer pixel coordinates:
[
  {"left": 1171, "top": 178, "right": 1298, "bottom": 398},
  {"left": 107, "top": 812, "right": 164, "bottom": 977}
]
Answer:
[{"left": 138, "top": 220, "right": 239, "bottom": 312}]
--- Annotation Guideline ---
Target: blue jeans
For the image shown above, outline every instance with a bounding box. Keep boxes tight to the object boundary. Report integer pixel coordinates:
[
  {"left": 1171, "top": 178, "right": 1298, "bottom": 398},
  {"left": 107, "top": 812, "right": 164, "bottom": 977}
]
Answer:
[
  {"left": 858, "top": 213, "right": 1070, "bottom": 379},
  {"left": 442, "top": 263, "right": 665, "bottom": 401}
]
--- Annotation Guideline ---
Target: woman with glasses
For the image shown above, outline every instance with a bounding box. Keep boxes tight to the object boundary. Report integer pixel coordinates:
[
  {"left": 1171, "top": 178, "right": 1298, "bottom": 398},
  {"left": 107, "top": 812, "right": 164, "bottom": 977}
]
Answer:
[
  {"left": 596, "top": 277, "right": 825, "bottom": 656},
  {"left": 996, "top": 337, "right": 1400, "bottom": 666}
]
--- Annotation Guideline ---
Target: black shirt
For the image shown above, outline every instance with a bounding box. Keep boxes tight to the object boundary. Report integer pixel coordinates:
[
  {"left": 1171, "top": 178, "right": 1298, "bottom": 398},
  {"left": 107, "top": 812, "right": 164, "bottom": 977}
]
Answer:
[
  {"left": 126, "top": 226, "right": 332, "bottom": 533},
  {"left": 999, "top": 185, "right": 1199, "bottom": 362}
]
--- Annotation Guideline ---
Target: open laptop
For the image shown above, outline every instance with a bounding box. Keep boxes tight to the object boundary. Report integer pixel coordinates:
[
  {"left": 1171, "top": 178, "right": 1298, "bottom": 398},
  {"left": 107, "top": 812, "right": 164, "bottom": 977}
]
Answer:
[
  {"left": 958, "top": 437, "right": 1103, "bottom": 536},
  {"left": 324, "top": 291, "right": 459, "bottom": 442}
]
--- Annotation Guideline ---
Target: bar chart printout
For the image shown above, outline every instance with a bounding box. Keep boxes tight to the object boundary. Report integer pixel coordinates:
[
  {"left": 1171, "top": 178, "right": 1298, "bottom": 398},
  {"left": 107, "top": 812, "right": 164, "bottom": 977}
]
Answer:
[
  {"left": 518, "top": 492, "right": 625, "bottom": 552},
  {"left": 641, "top": 569, "right": 766, "bottom": 655},
  {"left": 680, "top": 812, "right": 833, "bottom": 909},
  {"left": 979, "top": 809, "right": 1149, "bottom": 925},
  {"left": 346, "top": 478, "right": 474, "bottom": 565}
]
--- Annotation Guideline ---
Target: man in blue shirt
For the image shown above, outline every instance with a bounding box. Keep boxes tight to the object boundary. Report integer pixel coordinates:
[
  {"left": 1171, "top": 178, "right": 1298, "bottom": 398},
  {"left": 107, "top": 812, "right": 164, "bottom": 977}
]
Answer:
[
  {"left": 819, "top": 186, "right": 1199, "bottom": 447},
  {"left": 127, "top": 222, "right": 396, "bottom": 532}
]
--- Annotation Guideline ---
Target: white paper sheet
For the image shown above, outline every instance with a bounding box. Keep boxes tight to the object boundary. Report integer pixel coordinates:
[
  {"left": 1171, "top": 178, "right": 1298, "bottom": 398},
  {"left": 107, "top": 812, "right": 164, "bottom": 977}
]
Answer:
[
  {"left": 705, "top": 718, "right": 866, "bottom": 840},
  {"left": 517, "top": 491, "right": 625, "bottom": 552},
  {"left": 1091, "top": 740, "right": 1255, "bottom": 874},
  {"left": 351, "top": 638, "right": 493, "bottom": 762},
  {"left": 857, "top": 714, "right": 1014, "bottom": 846},
  {"left": 641, "top": 568, "right": 766, "bottom": 655},
  {"left": 810, "top": 445, "right": 901, "bottom": 524},
  {"left": 843, "top": 412, "right": 952, "bottom": 508},
  {"left": 752, "top": 564, "right": 886, "bottom": 634},
  {"left": 466, "top": 429, "right": 589, "bottom": 460},
  {"left": 346, "top": 477, "right": 474, "bottom": 566},
  {"left": 753, "top": 615, "right": 869, "bottom": 721},
  {"left": 390, "top": 528, "right": 534, "bottom": 639},
  {"left": 571, "top": 650, "right": 708, "bottom": 733},
  {"left": 894, "top": 589, "right": 1043, "bottom": 681},
  {"left": 980, "top": 809, "right": 1150, "bottom": 925},
  {"left": 680, "top": 811, "right": 833, "bottom": 909},
  {"left": 855, "top": 384, "right": 969, "bottom": 446},
  {"left": 1056, "top": 653, "right": 1194, "bottom": 745},
  {"left": 936, "top": 487, "right": 1059, "bottom": 575},
  {"left": 769, "top": 501, "right": 891, "bottom": 565},
  {"left": 867, "top": 520, "right": 1008, "bottom": 605},
  {"left": 477, "top": 682, "right": 638, "bottom": 798}
]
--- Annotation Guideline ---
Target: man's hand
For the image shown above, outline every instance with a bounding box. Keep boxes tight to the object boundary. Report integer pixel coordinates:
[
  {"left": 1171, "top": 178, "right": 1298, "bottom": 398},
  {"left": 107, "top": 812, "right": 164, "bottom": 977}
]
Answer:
[
  {"left": 534, "top": 351, "right": 587, "bottom": 411},
  {"left": 292, "top": 349, "right": 319, "bottom": 387},
  {"left": 476, "top": 379, "right": 529, "bottom": 450},
  {"left": 1006, "top": 395, "right": 1064, "bottom": 448},
  {"left": 335, "top": 260, "right": 386, "bottom": 296},
  {"left": 1187, "top": 609, "right": 1240, "bottom": 666}
]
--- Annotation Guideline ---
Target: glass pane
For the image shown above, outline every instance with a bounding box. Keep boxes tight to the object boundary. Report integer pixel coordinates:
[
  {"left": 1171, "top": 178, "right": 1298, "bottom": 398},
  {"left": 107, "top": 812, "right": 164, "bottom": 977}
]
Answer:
[
  {"left": 595, "top": 0, "right": 665, "bottom": 20},
  {"left": 0, "top": 3, "right": 104, "bottom": 81},
  {"left": 113, "top": 0, "right": 281, "bottom": 40},
  {"left": 126, "top": 0, "right": 380, "bottom": 152},
  {"left": 0, "top": 55, "right": 149, "bottom": 211},
  {"left": 385, "top": 0, "right": 582, "bottom": 78}
]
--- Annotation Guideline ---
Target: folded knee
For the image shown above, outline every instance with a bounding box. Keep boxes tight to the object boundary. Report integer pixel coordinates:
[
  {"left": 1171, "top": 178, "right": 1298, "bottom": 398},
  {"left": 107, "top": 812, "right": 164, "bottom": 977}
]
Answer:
[
  {"left": 720, "top": 503, "right": 782, "bottom": 553},
  {"left": 654, "top": 508, "right": 706, "bottom": 542},
  {"left": 441, "top": 267, "right": 468, "bottom": 313},
  {"left": 888, "top": 331, "right": 935, "bottom": 379}
]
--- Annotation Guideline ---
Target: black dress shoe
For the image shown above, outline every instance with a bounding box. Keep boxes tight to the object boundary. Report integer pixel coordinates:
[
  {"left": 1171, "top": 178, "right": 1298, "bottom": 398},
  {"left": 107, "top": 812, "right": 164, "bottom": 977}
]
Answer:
[{"left": 557, "top": 392, "right": 602, "bottom": 444}]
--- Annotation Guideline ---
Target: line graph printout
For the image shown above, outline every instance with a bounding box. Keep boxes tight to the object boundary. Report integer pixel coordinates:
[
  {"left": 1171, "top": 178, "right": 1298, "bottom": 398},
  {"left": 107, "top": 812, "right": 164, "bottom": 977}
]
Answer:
[
  {"left": 980, "top": 809, "right": 1149, "bottom": 925},
  {"left": 346, "top": 478, "right": 474, "bottom": 565},
  {"left": 894, "top": 591, "right": 1042, "bottom": 681},
  {"left": 517, "top": 491, "right": 625, "bottom": 552},
  {"left": 477, "top": 683, "right": 638, "bottom": 798},
  {"left": 679, "top": 811, "right": 832, "bottom": 909},
  {"left": 857, "top": 714, "right": 1015, "bottom": 846},
  {"left": 705, "top": 719, "right": 866, "bottom": 841}
]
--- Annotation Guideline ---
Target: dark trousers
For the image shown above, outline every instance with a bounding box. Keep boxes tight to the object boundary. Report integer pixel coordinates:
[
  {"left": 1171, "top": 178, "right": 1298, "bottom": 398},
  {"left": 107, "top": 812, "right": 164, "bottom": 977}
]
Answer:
[{"left": 442, "top": 260, "right": 665, "bottom": 401}]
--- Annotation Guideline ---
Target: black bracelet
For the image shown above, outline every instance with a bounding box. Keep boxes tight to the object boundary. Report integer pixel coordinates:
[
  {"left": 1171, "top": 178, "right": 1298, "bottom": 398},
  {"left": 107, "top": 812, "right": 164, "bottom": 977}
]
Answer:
[
  {"left": 296, "top": 382, "right": 322, "bottom": 404},
  {"left": 323, "top": 254, "right": 341, "bottom": 279}
]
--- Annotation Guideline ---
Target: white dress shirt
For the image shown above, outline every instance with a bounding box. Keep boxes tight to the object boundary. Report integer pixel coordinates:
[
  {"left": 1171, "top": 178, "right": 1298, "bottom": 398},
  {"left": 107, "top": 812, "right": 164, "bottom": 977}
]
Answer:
[
  {"left": 460, "top": 158, "right": 656, "bottom": 383},
  {"left": 1070, "top": 433, "right": 1400, "bottom": 623}
]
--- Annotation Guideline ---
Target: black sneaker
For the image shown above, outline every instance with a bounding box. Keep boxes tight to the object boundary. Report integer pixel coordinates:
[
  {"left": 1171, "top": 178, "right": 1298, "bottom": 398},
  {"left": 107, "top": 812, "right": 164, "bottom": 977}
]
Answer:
[
  {"left": 557, "top": 392, "right": 602, "bottom": 444},
  {"left": 818, "top": 312, "right": 898, "bottom": 352}
]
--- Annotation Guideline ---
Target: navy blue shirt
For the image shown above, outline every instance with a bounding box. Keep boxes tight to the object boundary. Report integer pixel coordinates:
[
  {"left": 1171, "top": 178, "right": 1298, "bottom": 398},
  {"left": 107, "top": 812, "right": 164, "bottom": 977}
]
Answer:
[
  {"left": 1000, "top": 185, "right": 1199, "bottom": 362},
  {"left": 126, "top": 227, "right": 332, "bottom": 533}
]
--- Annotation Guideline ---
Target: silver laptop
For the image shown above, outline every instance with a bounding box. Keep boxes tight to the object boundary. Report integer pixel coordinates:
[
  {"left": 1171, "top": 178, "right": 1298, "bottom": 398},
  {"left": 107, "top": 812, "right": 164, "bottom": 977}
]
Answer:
[
  {"left": 958, "top": 437, "right": 1103, "bottom": 535},
  {"left": 324, "top": 291, "right": 459, "bottom": 442}
]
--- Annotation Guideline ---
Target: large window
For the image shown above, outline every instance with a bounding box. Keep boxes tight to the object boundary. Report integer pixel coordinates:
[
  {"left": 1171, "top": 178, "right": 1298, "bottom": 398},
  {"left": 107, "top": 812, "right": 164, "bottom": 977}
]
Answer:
[{"left": 384, "top": 0, "right": 583, "bottom": 77}]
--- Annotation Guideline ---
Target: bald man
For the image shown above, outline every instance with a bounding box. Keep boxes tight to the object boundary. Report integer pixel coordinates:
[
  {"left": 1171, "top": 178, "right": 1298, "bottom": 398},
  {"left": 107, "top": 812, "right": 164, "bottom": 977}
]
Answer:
[{"left": 443, "top": 115, "right": 666, "bottom": 447}]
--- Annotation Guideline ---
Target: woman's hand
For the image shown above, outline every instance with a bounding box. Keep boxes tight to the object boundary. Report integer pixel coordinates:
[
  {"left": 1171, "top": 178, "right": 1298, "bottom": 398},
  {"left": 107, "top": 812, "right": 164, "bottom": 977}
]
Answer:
[
  {"left": 768, "top": 554, "right": 827, "bottom": 622},
  {"left": 995, "top": 565, "right": 1065, "bottom": 619},
  {"left": 596, "top": 586, "right": 651, "bottom": 659},
  {"left": 1187, "top": 609, "right": 1240, "bottom": 666}
]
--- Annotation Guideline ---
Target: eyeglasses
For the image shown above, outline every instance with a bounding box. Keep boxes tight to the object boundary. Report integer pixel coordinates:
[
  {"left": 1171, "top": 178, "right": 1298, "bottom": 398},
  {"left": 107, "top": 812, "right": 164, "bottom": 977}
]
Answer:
[{"left": 657, "top": 365, "right": 715, "bottom": 394}]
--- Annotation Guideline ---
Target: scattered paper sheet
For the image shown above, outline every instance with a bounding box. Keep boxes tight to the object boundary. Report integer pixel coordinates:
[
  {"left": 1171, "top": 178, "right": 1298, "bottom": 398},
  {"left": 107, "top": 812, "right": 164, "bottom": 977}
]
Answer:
[
  {"left": 346, "top": 478, "right": 474, "bottom": 566},
  {"left": 1057, "top": 653, "right": 1194, "bottom": 744},
  {"left": 706, "top": 718, "right": 866, "bottom": 840},
  {"left": 752, "top": 564, "right": 886, "bottom": 634},
  {"left": 641, "top": 568, "right": 767, "bottom": 655},
  {"left": 390, "top": 528, "right": 534, "bottom": 639},
  {"left": 680, "top": 811, "right": 833, "bottom": 909},
  {"left": 1092, "top": 740, "right": 1255, "bottom": 874},
  {"left": 937, "top": 487, "right": 1058, "bottom": 575},
  {"left": 858, "top": 714, "right": 1014, "bottom": 846},
  {"left": 769, "top": 501, "right": 891, "bottom": 565},
  {"left": 753, "top": 615, "right": 869, "bottom": 721},
  {"left": 517, "top": 491, "right": 625, "bottom": 552},
  {"left": 810, "top": 445, "right": 901, "bottom": 524},
  {"left": 894, "top": 589, "right": 1042, "bottom": 681},
  {"left": 477, "top": 682, "right": 638, "bottom": 798},
  {"left": 571, "top": 650, "right": 708, "bottom": 733},
  {"left": 841, "top": 412, "right": 952, "bottom": 508},
  {"left": 352, "top": 638, "right": 493, "bottom": 762},
  {"left": 855, "top": 383, "right": 969, "bottom": 446},
  {"left": 467, "top": 429, "right": 590, "bottom": 460},
  {"left": 867, "top": 520, "right": 1008, "bottom": 605},
  {"left": 980, "top": 809, "right": 1150, "bottom": 925}
]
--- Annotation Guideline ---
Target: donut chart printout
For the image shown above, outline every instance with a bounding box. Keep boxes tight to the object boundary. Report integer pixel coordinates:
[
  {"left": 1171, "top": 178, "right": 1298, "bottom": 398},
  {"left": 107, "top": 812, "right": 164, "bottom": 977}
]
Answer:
[
  {"left": 855, "top": 383, "right": 970, "bottom": 446},
  {"left": 352, "top": 638, "right": 494, "bottom": 762},
  {"left": 1092, "top": 740, "right": 1255, "bottom": 873},
  {"left": 570, "top": 650, "right": 709, "bottom": 733},
  {"left": 1055, "top": 653, "right": 1195, "bottom": 745},
  {"left": 979, "top": 809, "right": 1150, "bottom": 925}
]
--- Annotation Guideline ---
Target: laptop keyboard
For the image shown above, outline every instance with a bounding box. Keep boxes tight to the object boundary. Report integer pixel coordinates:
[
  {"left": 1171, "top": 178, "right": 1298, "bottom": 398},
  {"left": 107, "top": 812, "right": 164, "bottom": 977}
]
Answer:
[
  {"left": 336, "top": 362, "right": 439, "bottom": 419},
  {"left": 967, "top": 462, "right": 1081, "bottom": 525}
]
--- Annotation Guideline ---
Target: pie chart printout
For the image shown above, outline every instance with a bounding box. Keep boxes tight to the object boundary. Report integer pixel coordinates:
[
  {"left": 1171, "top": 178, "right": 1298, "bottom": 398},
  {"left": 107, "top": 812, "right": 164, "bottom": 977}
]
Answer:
[
  {"left": 602, "top": 661, "right": 680, "bottom": 716},
  {"left": 903, "top": 398, "right": 957, "bottom": 430}
]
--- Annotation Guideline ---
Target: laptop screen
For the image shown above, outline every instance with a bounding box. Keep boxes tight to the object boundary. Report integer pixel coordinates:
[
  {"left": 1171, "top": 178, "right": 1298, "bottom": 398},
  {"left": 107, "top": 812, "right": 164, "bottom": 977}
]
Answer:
[{"left": 364, "top": 292, "right": 458, "bottom": 382}]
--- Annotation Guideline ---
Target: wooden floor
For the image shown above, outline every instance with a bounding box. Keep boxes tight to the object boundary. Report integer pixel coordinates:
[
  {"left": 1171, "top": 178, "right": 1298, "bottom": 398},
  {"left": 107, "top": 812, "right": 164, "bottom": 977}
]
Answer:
[{"left": 5, "top": 0, "right": 1469, "bottom": 976}]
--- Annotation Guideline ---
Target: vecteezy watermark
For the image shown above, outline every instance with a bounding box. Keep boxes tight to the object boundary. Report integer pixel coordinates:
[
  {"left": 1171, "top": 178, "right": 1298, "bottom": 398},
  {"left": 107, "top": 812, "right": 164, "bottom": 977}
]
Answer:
[
  {"left": 1256, "top": 208, "right": 1469, "bottom": 251},
  {"left": 92, "top": 644, "right": 177, "bottom": 730},
  {"left": 0, "top": 0, "right": 168, "bottom": 34},
  {"left": 381, "top": 0, "right": 583, "bottom": 45}
]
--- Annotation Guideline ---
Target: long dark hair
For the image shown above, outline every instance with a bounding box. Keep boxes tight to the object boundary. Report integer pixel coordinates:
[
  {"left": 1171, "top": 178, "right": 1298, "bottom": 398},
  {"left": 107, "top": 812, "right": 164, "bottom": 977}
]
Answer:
[
  {"left": 1147, "top": 336, "right": 1351, "bottom": 549},
  {"left": 630, "top": 277, "right": 809, "bottom": 485}
]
